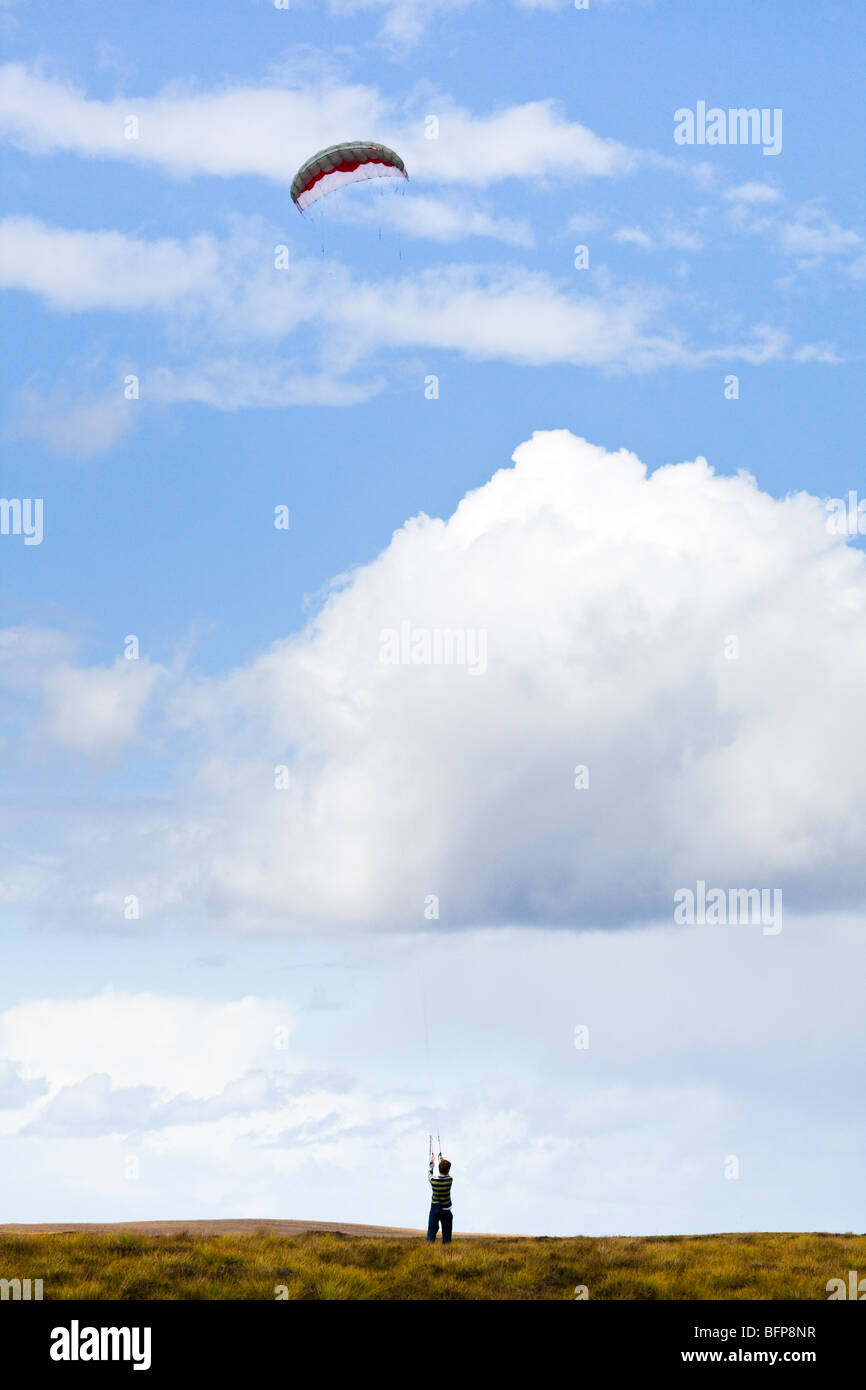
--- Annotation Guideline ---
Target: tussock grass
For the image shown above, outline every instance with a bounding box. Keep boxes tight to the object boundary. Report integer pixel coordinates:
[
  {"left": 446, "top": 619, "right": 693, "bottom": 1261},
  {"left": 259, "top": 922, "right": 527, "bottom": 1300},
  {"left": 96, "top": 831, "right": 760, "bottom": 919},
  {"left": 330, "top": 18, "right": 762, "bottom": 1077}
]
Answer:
[{"left": 0, "top": 1230, "right": 862, "bottom": 1300}]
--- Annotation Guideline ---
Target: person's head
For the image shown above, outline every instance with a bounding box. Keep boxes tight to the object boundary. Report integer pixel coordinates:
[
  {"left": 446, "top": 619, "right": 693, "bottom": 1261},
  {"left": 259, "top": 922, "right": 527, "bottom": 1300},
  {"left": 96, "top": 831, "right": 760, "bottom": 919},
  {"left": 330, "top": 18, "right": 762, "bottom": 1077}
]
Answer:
[{"left": 438, "top": 1158, "right": 451, "bottom": 1175}]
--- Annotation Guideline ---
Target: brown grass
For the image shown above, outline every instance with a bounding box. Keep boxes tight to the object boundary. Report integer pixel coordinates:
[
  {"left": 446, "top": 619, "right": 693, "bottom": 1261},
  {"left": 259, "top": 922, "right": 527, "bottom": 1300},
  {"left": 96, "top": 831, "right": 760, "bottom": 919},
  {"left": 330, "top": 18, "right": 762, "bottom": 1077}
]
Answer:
[{"left": 1, "top": 1229, "right": 863, "bottom": 1300}]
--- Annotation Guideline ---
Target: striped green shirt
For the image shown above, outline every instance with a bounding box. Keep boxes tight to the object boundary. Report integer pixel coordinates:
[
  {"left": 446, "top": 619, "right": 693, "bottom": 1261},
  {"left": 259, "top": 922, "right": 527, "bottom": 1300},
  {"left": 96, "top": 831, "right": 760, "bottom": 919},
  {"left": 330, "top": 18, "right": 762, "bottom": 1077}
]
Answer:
[{"left": 428, "top": 1173, "right": 452, "bottom": 1207}]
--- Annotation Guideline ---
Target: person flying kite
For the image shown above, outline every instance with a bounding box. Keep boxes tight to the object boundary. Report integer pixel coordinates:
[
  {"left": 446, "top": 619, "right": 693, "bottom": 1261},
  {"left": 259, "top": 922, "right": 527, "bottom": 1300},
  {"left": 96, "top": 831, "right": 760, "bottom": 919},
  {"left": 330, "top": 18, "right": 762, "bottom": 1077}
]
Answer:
[{"left": 427, "top": 1136, "right": 453, "bottom": 1246}]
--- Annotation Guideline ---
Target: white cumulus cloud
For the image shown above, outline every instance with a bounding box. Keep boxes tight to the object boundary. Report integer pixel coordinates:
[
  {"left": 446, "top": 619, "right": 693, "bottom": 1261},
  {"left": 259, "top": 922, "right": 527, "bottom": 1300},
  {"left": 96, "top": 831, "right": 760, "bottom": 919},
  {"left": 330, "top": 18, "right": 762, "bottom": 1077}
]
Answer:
[{"left": 3, "top": 432, "right": 865, "bottom": 934}]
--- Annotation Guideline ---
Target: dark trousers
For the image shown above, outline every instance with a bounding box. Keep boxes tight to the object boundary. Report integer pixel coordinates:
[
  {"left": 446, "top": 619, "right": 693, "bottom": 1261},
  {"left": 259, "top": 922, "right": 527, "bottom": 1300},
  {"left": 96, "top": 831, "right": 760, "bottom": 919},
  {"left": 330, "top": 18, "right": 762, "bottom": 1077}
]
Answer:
[{"left": 427, "top": 1203, "right": 453, "bottom": 1244}]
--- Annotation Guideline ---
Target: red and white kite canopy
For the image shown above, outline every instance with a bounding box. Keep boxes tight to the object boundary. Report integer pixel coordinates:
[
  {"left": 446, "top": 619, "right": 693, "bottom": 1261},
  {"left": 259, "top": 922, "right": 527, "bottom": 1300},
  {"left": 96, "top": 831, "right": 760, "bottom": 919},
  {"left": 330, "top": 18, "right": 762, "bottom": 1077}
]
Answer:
[{"left": 291, "top": 142, "right": 408, "bottom": 212}]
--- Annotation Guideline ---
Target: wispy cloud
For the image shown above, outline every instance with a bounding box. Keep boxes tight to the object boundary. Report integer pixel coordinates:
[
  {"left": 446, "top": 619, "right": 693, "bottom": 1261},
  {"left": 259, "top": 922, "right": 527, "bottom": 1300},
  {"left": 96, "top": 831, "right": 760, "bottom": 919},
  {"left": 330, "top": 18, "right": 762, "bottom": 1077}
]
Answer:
[
  {"left": 724, "top": 181, "right": 781, "bottom": 205},
  {"left": 345, "top": 193, "right": 535, "bottom": 248},
  {"left": 725, "top": 193, "right": 864, "bottom": 276},
  {"left": 0, "top": 216, "right": 799, "bottom": 403},
  {"left": 10, "top": 385, "right": 136, "bottom": 458},
  {"left": 319, "top": 0, "right": 656, "bottom": 46},
  {"left": 0, "top": 64, "right": 636, "bottom": 188},
  {"left": 0, "top": 627, "right": 166, "bottom": 755}
]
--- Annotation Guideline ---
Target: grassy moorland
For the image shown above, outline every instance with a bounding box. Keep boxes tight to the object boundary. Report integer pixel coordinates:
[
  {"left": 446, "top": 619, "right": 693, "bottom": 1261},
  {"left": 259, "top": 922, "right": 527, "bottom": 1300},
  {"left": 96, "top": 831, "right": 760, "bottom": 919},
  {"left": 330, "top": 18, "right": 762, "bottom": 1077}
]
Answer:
[{"left": 1, "top": 1230, "right": 863, "bottom": 1300}]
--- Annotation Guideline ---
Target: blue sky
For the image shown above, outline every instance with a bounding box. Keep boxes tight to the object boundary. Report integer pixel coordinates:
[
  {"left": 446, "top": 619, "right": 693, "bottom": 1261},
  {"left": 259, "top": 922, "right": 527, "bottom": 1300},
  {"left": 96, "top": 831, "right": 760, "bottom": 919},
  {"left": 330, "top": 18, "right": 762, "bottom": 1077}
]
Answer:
[{"left": 0, "top": 0, "right": 864, "bottom": 1240}]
